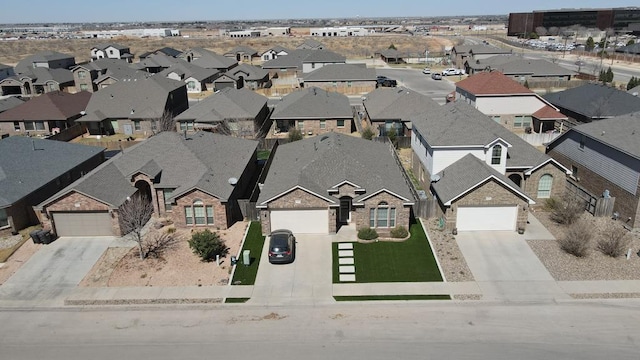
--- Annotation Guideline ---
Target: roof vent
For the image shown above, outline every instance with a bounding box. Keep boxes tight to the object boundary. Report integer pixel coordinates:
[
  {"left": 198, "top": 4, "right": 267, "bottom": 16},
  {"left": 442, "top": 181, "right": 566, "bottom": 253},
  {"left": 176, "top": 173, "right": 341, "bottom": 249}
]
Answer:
[
  {"left": 601, "top": 131, "right": 606, "bottom": 136},
  {"left": 430, "top": 174, "right": 441, "bottom": 182},
  {"left": 228, "top": 177, "right": 238, "bottom": 186},
  {"left": 633, "top": 92, "right": 638, "bottom": 97}
]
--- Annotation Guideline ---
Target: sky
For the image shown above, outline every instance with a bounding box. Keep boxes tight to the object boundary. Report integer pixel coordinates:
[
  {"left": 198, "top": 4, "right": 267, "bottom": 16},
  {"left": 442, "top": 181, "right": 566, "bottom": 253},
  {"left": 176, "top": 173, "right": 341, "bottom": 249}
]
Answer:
[{"left": 0, "top": 0, "right": 638, "bottom": 24}]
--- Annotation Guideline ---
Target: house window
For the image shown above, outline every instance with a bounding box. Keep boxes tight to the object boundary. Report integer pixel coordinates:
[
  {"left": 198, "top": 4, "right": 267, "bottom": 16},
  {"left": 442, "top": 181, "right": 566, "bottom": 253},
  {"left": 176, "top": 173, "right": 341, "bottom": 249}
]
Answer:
[
  {"left": 579, "top": 135, "right": 585, "bottom": 149},
  {"left": 187, "top": 81, "right": 196, "bottom": 90},
  {"left": 320, "top": 120, "right": 326, "bottom": 129},
  {"left": 492, "top": 116, "right": 501, "bottom": 123},
  {"left": 347, "top": 81, "right": 352, "bottom": 88},
  {"left": 332, "top": 81, "right": 337, "bottom": 87},
  {"left": 163, "top": 189, "right": 173, "bottom": 211},
  {"left": 369, "top": 201, "right": 396, "bottom": 228},
  {"left": 78, "top": 70, "right": 87, "bottom": 79},
  {"left": 0, "top": 208, "right": 8, "bottom": 228},
  {"left": 13, "top": 122, "right": 20, "bottom": 131},
  {"left": 133, "top": 120, "right": 141, "bottom": 131},
  {"left": 311, "top": 63, "right": 316, "bottom": 69},
  {"left": 48, "top": 83, "right": 56, "bottom": 91},
  {"left": 537, "top": 174, "right": 553, "bottom": 198},
  {"left": 184, "top": 200, "right": 214, "bottom": 225},
  {"left": 514, "top": 115, "right": 531, "bottom": 128},
  {"left": 180, "top": 121, "right": 194, "bottom": 131},
  {"left": 337, "top": 119, "right": 345, "bottom": 128},
  {"left": 24, "top": 121, "right": 45, "bottom": 131},
  {"left": 571, "top": 165, "right": 578, "bottom": 178},
  {"left": 80, "top": 84, "right": 88, "bottom": 91},
  {"left": 491, "top": 145, "right": 502, "bottom": 165},
  {"left": 298, "top": 121, "right": 304, "bottom": 131}
]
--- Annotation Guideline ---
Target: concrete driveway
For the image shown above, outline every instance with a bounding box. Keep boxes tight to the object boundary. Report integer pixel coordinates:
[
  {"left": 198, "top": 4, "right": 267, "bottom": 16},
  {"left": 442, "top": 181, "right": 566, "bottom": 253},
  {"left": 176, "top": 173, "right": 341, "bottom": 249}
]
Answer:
[
  {"left": 0, "top": 237, "right": 115, "bottom": 306},
  {"left": 456, "top": 231, "right": 569, "bottom": 301},
  {"left": 249, "top": 234, "right": 333, "bottom": 305}
]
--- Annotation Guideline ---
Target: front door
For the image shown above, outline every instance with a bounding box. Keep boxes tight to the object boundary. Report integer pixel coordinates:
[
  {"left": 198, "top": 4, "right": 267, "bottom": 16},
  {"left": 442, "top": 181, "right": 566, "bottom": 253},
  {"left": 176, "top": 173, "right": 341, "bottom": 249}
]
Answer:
[
  {"left": 123, "top": 124, "right": 133, "bottom": 135},
  {"left": 339, "top": 197, "right": 352, "bottom": 224}
]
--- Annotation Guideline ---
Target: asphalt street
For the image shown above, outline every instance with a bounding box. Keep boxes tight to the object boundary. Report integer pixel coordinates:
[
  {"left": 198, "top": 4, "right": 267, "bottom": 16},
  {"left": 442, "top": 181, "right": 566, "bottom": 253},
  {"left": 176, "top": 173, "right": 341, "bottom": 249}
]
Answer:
[{"left": 1, "top": 300, "right": 639, "bottom": 359}]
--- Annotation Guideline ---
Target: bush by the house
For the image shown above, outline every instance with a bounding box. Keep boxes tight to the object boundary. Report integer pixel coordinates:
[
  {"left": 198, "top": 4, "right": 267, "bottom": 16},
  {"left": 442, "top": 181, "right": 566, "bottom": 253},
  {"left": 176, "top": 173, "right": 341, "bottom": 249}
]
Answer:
[
  {"left": 558, "top": 220, "right": 594, "bottom": 257},
  {"left": 288, "top": 128, "right": 303, "bottom": 142},
  {"left": 543, "top": 197, "right": 560, "bottom": 211},
  {"left": 390, "top": 226, "right": 409, "bottom": 238},
  {"left": 361, "top": 127, "right": 375, "bottom": 140},
  {"left": 550, "top": 194, "right": 585, "bottom": 225},
  {"left": 188, "top": 229, "right": 229, "bottom": 262},
  {"left": 358, "top": 227, "right": 378, "bottom": 240},
  {"left": 597, "top": 221, "right": 631, "bottom": 258}
]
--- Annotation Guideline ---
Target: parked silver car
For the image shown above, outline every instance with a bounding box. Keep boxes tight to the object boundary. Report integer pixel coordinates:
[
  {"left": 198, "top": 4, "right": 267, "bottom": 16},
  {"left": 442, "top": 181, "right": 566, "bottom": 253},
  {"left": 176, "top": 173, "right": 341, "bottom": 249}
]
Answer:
[{"left": 268, "top": 229, "right": 296, "bottom": 264}]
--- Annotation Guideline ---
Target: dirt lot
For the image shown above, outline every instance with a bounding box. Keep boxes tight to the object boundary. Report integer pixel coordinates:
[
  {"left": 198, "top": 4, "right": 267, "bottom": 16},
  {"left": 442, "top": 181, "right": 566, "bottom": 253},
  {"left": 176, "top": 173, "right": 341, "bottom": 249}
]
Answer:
[
  {"left": 0, "top": 240, "right": 41, "bottom": 285},
  {"left": 79, "top": 221, "right": 248, "bottom": 287},
  {"left": 528, "top": 211, "right": 640, "bottom": 281},
  {"left": 0, "top": 34, "right": 457, "bottom": 66}
]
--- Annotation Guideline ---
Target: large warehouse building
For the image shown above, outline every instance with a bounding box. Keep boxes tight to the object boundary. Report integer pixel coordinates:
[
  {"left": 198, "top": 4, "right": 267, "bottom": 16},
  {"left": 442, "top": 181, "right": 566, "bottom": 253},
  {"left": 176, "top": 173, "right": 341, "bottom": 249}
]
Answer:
[{"left": 508, "top": 7, "right": 640, "bottom": 37}]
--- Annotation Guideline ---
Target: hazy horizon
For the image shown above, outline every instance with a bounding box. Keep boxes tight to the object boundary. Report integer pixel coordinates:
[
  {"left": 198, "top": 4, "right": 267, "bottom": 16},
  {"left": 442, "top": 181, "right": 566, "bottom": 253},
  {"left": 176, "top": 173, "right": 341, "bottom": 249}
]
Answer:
[{"left": 0, "top": 0, "right": 638, "bottom": 24}]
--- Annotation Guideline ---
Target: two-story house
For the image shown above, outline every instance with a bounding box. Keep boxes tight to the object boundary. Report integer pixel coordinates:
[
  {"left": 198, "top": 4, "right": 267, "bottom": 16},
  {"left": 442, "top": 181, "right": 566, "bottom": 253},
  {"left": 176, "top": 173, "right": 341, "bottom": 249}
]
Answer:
[
  {"left": 411, "top": 101, "right": 570, "bottom": 232},
  {"left": 90, "top": 43, "right": 134, "bottom": 63},
  {"left": 546, "top": 113, "right": 640, "bottom": 229}
]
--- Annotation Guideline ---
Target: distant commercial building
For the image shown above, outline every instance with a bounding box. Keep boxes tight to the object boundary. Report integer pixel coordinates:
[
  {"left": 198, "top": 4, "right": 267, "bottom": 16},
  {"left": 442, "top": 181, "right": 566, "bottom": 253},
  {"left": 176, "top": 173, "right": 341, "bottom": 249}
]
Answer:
[
  {"left": 228, "top": 30, "right": 262, "bottom": 38},
  {"left": 82, "top": 28, "right": 180, "bottom": 38},
  {"left": 309, "top": 26, "right": 372, "bottom": 37},
  {"left": 508, "top": 7, "right": 640, "bottom": 36}
]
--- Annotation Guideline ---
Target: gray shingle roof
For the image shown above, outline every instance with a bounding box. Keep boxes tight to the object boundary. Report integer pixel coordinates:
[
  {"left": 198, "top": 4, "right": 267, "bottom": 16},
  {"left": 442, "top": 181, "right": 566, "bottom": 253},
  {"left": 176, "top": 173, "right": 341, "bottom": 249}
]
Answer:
[
  {"left": 225, "top": 46, "right": 258, "bottom": 56},
  {"left": 271, "top": 87, "right": 352, "bottom": 120},
  {"left": 297, "top": 39, "right": 325, "bottom": 49},
  {"left": 543, "top": 83, "right": 640, "bottom": 119},
  {"left": 80, "top": 76, "right": 185, "bottom": 122},
  {"left": 139, "top": 47, "right": 183, "bottom": 59},
  {"left": 304, "top": 64, "right": 375, "bottom": 82},
  {"left": 261, "top": 49, "right": 345, "bottom": 70},
  {"left": 228, "top": 63, "right": 268, "bottom": 81},
  {"left": 184, "top": 48, "right": 238, "bottom": 70},
  {"left": 0, "top": 137, "right": 104, "bottom": 207},
  {"left": 0, "top": 91, "right": 91, "bottom": 122},
  {"left": 628, "top": 85, "right": 640, "bottom": 95},
  {"left": 91, "top": 43, "right": 130, "bottom": 51},
  {"left": 567, "top": 112, "right": 640, "bottom": 159},
  {"left": 13, "top": 67, "right": 74, "bottom": 86},
  {"left": 15, "top": 51, "right": 75, "bottom": 74},
  {"left": 411, "top": 101, "right": 551, "bottom": 169},
  {"left": 364, "top": 87, "right": 440, "bottom": 121},
  {"left": 0, "top": 97, "right": 24, "bottom": 113},
  {"left": 41, "top": 131, "right": 258, "bottom": 208},
  {"left": 431, "top": 154, "right": 530, "bottom": 205},
  {"left": 175, "top": 87, "right": 267, "bottom": 123},
  {"left": 454, "top": 44, "right": 511, "bottom": 55},
  {"left": 257, "top": 132, "right": 414, "bottom": 206},
  {"left": 159, "top": 62, "right": 218, "bottom": 82},
  {"left": 73, "top": 58, "right": 130, "bottom": 72},
  {"left": 261, "top": 46, "right": 290, "bottom": 55}
]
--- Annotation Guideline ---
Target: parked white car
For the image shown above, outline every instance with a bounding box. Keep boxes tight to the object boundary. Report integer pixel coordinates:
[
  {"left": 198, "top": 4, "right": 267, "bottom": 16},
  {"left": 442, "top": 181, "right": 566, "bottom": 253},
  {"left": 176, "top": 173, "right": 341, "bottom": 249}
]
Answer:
[{"left": 442, "top": 68, "right": 464, "bottom": 76}]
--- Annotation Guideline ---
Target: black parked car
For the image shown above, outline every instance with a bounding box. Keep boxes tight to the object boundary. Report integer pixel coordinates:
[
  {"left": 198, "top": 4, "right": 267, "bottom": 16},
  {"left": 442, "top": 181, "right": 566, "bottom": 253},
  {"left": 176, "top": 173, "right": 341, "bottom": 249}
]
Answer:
[
  {"left": 376, "top": 76, "right": 397, "bottom": 87},
  {"left": 268, "top": 229, "right": 296, "bottom": 264}
]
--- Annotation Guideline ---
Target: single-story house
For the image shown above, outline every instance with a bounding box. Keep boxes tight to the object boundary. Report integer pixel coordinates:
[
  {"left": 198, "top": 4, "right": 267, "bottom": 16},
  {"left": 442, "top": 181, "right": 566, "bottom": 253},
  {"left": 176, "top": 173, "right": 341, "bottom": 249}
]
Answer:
[
  {"left": 363, "top": 87, "right": 439, "bottom": 136},
  {"left": 257, "top": 132, "right": 414, "bottom": 235},
  {"left": 271, "top": 87, "right": 353, "bottom": 136},
  {"left": 77, "top": 76, "right": 188, "bottom": 135},
  {"left": 227, "top": 63, "right": 270, "bottom": 90},
  {"left": 261, "top": 49, "right": 346, "bottom": 79},
  {"left": 159, "top": 62, "right": 219, "bottom": 93},
  {"left": 224, "top": 46, "right": 259, "bottom": 62},
  {"left": 36, "top": 131, "right": 259, "bottom": 237},
  {"left": 465, "top": 56, "right": 574, "bottom": 80},
  {"left": 175, "top": 87, "right": 269, "bottom": 138},
  {"left": 0, "top": 91, "right": 91, "bottom": 137},
  {"left": 451, "top": 44, "right": 512, "bottom": 68},
  {"left": 139, "top": 47, "right": 183, "bottom": 59},
  {"left": 302, "top": 64, "right": 376, "bottom": 95},
  {"left": 260, "top": 46, "right": 290, "bottom": 61},
  {"left": 181, "top": 48, "right": 238, "bottom": 72},
  {"left": 0, "top": 136, "right": 104, "bottom": 234}
]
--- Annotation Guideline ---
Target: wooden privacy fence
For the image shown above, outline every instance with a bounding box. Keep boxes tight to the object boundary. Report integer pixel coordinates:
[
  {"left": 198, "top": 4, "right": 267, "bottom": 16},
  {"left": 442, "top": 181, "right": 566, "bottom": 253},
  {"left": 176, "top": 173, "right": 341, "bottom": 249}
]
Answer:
[{"left": 45, "top": 124, "right": 84, "bottom": 142}]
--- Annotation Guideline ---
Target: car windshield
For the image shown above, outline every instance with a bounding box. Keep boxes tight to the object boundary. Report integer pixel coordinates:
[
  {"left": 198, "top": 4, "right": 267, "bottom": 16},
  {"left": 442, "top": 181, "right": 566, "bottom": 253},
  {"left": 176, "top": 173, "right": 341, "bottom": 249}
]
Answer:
[{"left": 270, "top": 235, "right": 289, "bottom": 252}]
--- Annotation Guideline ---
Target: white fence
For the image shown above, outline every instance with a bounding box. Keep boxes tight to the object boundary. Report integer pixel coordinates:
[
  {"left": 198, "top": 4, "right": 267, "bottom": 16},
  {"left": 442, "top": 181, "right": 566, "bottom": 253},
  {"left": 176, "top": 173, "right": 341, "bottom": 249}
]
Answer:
[{"left": 519, "top": 132, "right": 560, "bottom": 146}]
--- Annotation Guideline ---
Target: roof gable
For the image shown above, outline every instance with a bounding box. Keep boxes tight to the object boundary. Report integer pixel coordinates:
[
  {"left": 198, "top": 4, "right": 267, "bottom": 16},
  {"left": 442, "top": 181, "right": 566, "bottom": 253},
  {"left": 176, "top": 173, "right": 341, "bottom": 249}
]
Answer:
[{"left": 456, "top": 71, "right": 533, "bottom": 95}]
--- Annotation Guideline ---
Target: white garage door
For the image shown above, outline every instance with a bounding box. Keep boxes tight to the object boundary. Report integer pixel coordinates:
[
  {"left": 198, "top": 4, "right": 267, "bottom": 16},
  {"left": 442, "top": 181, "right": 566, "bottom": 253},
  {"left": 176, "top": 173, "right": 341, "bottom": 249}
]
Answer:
[
  {"left": 53, "top": 212, "right": 114, "bottom": 237},
  {"left": 270, "top": 209, "right": 329, "bottom": 234},
  {"left": 456, "top": 206, "right": 517, "bottom": 231}
]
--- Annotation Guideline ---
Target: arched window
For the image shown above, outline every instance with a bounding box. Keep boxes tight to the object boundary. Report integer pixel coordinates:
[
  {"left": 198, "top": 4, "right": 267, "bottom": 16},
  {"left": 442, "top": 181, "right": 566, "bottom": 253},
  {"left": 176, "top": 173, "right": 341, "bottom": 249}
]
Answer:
[
  {"left": 491, "top": 145, "right": 502, "bottom": 165},
  {"left": 184, "top": 199, "right": 214, "bottom": 225},
  {"left": 369, "top": 201, "right": 396, "bottom": 228},
  {"left": 537, "top": 174, "right": 553, "bottom": 198}
]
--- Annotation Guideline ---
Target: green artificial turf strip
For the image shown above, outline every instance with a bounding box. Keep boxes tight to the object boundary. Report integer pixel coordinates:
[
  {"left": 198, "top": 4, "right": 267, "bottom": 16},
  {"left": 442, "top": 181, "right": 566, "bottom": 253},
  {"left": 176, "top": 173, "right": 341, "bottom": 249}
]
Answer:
[{"left": 230, "top": 221, "right": 265, "bottom": 285}]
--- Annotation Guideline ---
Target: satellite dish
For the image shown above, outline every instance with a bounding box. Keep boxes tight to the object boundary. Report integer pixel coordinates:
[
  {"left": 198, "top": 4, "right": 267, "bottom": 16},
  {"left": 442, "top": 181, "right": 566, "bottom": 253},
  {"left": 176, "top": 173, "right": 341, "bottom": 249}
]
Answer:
[
  {"left": 430, "top": 174, "right": 441, "bottom": 182},
  {"left": 228, "top": 177, "right": 238, "bottom": 185}
]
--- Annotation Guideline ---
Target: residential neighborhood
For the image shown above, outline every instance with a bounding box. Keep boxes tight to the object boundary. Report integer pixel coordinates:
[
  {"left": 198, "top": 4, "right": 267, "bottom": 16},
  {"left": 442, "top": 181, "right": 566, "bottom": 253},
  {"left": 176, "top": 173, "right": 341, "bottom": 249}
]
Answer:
[{"left": 1, "top": 5, "right": 640, "bottom": 357}]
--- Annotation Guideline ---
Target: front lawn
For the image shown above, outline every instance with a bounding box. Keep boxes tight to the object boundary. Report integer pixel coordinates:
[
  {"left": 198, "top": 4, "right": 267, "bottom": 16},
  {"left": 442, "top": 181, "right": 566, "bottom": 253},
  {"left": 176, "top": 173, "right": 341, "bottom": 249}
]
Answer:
[
  {"left": 333, "top": 222, "right": 443, "bottom": 283},
  {"left": 230, "top": 221, "right": 265, "bottom": 285}
]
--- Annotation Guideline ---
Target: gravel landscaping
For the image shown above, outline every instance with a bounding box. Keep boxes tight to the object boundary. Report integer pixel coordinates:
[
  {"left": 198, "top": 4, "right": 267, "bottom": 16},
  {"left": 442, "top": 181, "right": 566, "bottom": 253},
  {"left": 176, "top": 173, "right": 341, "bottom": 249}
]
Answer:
[
  {"left": 423, "top": 219, "right": 474, "bottom": 282},
  {"left": 528, "top": 211, "right": 640, "bottom": 281}
]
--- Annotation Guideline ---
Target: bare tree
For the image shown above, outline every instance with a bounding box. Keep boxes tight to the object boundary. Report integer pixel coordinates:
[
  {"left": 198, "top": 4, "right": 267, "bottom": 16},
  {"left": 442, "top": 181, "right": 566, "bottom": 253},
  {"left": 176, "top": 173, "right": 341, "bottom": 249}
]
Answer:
[
  {"left": 143, "top": 232, "right": 179, "bottom": 259},
  {"left": 119, "top": 195, "right": 154, "bottom": 259},
  {"left": 550, "top": 193, "right": 586, "bottom": 225},
  {"left": 597, "top": 221, "right": 630, "bottom": 257},
  {"left": 535, "top": 26, "right": 548, "bottom": 36},
  {"left": 150, "top": 111, "right": 177, "bottom": 134}
]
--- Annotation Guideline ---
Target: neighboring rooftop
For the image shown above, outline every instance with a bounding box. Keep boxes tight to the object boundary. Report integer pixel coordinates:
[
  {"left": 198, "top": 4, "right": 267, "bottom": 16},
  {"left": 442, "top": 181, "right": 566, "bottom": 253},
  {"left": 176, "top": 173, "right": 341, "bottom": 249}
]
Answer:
[
  {"left": 567, "top": 112, "right": 640, "bottom": 159},
  {"left": 0, "top": 91, "right": 91, "bottom": 121},
  {"left": 175, "top": 87, "right": 267, "bottom": 123},
  {"left": 543, "top": 83, "right": 640, "bottom": 119},
  {"left": 0, "top": 97, "right": 25, "bottom": 114},
  {"left": 271, "top": 87, "right": 352, "bottom": 120},
  {"left": 304, "top": 64, "right": 375, "bottom": 82},
  {"left": 364, "top": 87, "right": 440, "bottom": 122}
]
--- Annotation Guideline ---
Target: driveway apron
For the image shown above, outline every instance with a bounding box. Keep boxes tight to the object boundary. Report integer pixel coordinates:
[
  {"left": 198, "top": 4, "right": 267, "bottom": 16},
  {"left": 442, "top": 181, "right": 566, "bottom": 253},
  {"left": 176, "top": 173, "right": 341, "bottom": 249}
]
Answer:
[
  {"left": 456, "top": 231, "right": 569, "bottom": 301},
  {"left": 250, "top": 234, "right": 333, "bottom": 305},
  {"left": 0, "top": 237, "right": 114, "bottom": 306}
]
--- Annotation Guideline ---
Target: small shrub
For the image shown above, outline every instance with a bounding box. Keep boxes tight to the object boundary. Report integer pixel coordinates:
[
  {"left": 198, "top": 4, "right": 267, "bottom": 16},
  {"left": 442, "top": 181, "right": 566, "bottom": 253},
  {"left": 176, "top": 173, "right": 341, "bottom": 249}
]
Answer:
[
  {"left": 544, "top": 197, "right": 560, "bottom": 211},
  {"left": 358, "top": 227, "right": 378, "bottom": 240},
  {"left": 361, "top": 127, "right": 375, "bottom": 140},
  {"left": 550, "top": 194, "right": 585, "bottom": 225},
  {"left": 597, "top": 222, "right": 631, "bottom": 257},
  {"left": 390, "top": 226, "right": 408, "bottom": 238},
  {"left": 188, "top": 229, "right": 229, "bottom": 262},
  {"left": 288, "top": 128, "right": 303, "bottom": 142},
  {"left": 558, "top": 220, "right": 594, "bottom": 257}
]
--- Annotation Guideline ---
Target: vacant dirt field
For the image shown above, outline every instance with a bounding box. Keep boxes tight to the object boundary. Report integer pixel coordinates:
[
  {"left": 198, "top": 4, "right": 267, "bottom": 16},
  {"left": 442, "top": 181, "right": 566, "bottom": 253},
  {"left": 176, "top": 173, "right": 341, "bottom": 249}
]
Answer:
[
  {"left": 0, "top": 34, "right": 458, "bottom": 65},
  {"left": 528, "top": 211, "right": 640, "bottom": 281},
  {"left": 79, "top": 221, "right": 248, "bottom": 287}
]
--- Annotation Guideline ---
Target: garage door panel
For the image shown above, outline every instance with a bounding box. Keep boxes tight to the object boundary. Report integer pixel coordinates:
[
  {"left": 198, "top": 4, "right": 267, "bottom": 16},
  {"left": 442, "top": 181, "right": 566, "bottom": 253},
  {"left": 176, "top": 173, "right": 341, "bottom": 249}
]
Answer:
[
  {"left": 270, "top": 209, "right": 328, "bottom": 234},
  {"left": 456, "top": 206, "right": 517, "bottom": 232},
  {"left": 53, "top": 212, "right": 114, "bottom": 237}
]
